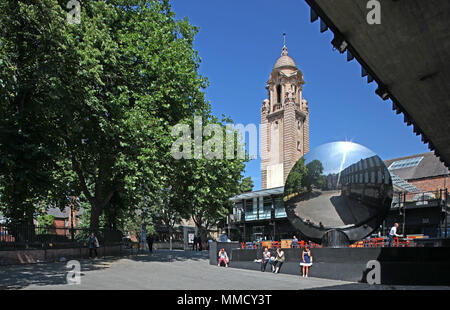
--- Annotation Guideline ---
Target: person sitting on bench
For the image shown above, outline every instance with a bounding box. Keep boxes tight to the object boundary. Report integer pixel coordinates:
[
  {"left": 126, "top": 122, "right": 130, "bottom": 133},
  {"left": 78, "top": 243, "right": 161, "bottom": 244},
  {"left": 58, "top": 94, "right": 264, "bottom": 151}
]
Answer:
[
  {"left": 261, "top": 247, "right": 271, "bottom": 272},
  {"left": 271, "top": 248, "right": 285, "bottom": 273},
  {"left": 218, "top": 248, "right": 229, "bottom": 267}
]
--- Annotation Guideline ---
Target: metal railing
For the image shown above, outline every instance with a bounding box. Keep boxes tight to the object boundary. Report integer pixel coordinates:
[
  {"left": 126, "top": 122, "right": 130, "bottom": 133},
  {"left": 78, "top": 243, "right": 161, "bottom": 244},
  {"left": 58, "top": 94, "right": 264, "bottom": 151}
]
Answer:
[{"left": 391, "top": 188, "right": 449, "bottom": 239}]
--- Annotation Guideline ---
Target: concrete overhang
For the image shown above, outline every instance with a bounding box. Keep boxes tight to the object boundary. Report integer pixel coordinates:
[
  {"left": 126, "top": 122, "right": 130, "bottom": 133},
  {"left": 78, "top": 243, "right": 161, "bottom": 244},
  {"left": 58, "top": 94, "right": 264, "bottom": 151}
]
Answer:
[{"left": 304, "top": 0, "right": 450, "bottom": 168}]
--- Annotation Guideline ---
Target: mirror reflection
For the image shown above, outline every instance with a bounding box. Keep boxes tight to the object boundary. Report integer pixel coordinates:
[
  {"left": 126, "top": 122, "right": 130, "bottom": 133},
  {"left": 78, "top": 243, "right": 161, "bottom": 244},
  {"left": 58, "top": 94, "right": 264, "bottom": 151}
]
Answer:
[{"left": 284, "top": 142, "right": 393, "bottom": 230}]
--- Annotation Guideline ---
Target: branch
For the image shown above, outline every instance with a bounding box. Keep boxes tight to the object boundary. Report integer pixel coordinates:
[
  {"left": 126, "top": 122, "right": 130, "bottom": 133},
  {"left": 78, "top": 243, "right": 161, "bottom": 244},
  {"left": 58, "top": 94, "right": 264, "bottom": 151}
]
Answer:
[
  {"left": 97, "top": 190, "right": 115, "bottom": 213},
  {"left": 71, "top": 153, "right": 94, "bottom": 204}
]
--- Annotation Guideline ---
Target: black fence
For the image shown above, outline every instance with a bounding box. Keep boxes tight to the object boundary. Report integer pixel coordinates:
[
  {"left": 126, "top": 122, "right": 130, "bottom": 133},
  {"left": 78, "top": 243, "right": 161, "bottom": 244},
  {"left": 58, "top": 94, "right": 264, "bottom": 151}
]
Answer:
[{"left": 0, "top": 224, "right": 123, "bottom": 250}]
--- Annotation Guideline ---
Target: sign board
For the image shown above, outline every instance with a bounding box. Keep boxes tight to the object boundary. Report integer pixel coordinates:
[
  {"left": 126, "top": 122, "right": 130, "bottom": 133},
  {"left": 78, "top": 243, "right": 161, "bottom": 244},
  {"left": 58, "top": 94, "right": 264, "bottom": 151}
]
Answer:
[{"left": 188, "top": 233, "right": 195, "bottom": 244}]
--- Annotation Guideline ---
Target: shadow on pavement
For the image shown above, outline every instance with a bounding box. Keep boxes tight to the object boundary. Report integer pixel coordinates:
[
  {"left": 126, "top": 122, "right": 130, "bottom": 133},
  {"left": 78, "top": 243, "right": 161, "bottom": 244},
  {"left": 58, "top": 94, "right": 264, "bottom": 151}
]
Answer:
[
  {"left": 0, "top": 257, "right": 124, "bottom": 290},
  {"left": 129, "top": 249, "right": 209, "bottom": 263},
  {"left": 0, "top": 250, "right": 209, "bottom": 290}
]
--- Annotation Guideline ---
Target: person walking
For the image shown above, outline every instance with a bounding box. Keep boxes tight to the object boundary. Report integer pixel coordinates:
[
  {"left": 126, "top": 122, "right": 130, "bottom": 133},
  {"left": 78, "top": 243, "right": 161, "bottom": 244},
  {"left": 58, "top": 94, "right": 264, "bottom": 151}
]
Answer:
[
  {"left": 388, "top": 222, "right": 402, "bottom": 247},
  {"left": 261, "top": 247, "right": 271, "bottom": 272},
  {"left": 88, "top": 232, "right": 99, "bottom": 259},
  {"left": 271, "top": 247, "right": 285, "bottom": 273},
  {"left": 192, "top": 235, "right": 198, "bottom": 251},
  {"left": 300, "top": 244, "right": 313, "bottom": 277},
  {"left": 146, "top": 233, "right": 154, "bottom": 253},
  {"left": 292, "top": 235, "right": 299, "bottom": 248},
  {"left": 197, "top": 234, "right": 202, "bottom": 251}
]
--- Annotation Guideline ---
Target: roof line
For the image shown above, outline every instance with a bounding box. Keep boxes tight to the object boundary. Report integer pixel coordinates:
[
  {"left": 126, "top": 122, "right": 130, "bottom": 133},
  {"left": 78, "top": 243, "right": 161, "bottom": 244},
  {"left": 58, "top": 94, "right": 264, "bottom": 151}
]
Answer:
[
  {"left": 304, "top": 0, "right": 449, "bottom": 169},
  {"left": 383, "top": 152, "right": 433, "bottom": 162}
]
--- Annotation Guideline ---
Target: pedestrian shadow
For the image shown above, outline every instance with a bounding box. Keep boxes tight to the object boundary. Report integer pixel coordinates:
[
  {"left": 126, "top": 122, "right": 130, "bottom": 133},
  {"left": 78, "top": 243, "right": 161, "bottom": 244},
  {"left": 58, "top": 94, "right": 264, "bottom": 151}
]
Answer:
[{"left": 0, "top": 257, "right": 121, "bottom": 290}]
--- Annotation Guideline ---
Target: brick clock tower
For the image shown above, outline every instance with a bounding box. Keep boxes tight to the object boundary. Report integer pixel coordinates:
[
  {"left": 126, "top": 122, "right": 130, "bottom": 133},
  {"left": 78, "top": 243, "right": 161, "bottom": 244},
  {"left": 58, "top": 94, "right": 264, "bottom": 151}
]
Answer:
[{"left": 261, "top": 44, "right": 310, "bottom": 189}]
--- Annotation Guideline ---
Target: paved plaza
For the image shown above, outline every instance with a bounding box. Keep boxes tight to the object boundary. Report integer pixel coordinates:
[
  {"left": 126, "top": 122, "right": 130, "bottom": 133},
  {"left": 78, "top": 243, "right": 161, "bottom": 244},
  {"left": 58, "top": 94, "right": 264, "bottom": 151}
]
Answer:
[
  {"left": 293, "top": 190, "right": 378, "bottom": 227},
  {"left": 0, "top": 250, "right": 448, "bottom": 290}
]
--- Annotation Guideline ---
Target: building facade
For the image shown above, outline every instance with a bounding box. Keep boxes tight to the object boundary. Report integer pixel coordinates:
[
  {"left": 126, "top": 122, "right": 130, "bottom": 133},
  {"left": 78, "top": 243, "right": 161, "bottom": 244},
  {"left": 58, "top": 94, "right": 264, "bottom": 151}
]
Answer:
[
  {"left": 384, "top": 152, "right": 449, "bottom": 237},
  {"left": 229, "top": 152, "right": 449, "bottom": 242},
  {"left": 261, "top": 45, "right": 309, "bottom": 189},
  {"left": 227, "top": 43, "right": 449, "bottom": 242}
]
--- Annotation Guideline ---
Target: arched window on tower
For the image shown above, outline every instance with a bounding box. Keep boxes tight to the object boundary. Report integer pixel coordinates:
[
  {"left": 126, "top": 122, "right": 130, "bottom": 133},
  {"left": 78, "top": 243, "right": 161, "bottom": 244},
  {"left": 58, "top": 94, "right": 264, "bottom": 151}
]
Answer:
[{"left": 276, "top": 85, "right": 281, "bottom": 103}]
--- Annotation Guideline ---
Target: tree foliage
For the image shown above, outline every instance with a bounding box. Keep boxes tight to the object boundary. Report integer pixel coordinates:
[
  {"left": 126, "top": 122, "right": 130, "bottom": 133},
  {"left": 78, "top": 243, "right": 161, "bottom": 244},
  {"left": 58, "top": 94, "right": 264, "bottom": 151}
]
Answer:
[
  {"left": 284, "top": 158, "right": 308, "bottom": 197},
  {"left": 239, "top": 177, "right": 254, "bottom": 193},
  {"left": 0, "top": 0, "right": 247, "bottom": 238},
  {"left": 284, "top": 159, "right": 326, "bottom": 196},
  {"left": 304, "top": 160, "right": 325, "bottom": 191}
]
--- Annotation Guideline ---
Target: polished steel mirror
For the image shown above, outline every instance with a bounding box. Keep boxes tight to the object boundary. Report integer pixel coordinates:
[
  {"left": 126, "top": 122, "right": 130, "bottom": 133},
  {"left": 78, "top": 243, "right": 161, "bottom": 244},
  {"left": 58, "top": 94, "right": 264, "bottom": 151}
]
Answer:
[{"left": 284, "top": 141, "right": 393, "bottom": 244}]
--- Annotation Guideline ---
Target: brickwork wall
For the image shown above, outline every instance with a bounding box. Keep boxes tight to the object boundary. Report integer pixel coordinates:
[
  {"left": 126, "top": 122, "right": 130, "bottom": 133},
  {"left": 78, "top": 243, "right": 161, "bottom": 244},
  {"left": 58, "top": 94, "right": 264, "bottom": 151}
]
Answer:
[
  {"left": 283, "top": 102, "right": 298, "bottom": 185},
  {"left": 261, "top": 63, "right": 309, "bottom": 189},
  {"left": 409, "top": 176, "right": 448, "bottom": 193}
]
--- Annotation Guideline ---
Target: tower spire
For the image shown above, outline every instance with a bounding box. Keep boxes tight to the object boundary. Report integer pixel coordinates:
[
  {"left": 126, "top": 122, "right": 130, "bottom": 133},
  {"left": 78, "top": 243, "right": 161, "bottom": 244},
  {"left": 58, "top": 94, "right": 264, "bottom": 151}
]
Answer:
[{"left": 281, "top": 33, "right": 288, "bottom": 56}]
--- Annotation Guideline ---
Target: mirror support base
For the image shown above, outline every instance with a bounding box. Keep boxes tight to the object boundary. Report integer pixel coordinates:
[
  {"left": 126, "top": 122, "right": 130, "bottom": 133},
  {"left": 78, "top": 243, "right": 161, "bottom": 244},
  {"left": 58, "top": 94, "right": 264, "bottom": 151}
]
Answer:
[{"left": 321, "top": 229, "right": 350, "bottom": 248}]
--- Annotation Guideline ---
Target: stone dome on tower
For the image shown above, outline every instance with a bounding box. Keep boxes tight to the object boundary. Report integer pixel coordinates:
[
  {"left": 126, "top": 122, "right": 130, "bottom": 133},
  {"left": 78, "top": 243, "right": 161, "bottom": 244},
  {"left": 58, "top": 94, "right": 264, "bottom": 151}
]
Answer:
[{"left": 273, "top": 45, "right": 297, "bottom": 69}]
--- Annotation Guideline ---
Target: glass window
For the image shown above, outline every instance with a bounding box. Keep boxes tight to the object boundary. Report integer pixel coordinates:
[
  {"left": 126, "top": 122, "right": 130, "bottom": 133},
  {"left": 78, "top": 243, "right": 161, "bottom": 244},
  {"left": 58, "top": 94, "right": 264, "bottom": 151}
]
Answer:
[
  {"left": 274, "top": 197, "right": 286, "bottom": 218},
  {"left": 377, "top": 170, "right": 383, "bottom": 184},
  {"left": 371, "top": 171, "right": 376, "bottom": 184},
  {"left": 388, "top": 156, "right": 424, "bottom": 170},
  {"left": 258, "top": 197, "right": 271, "bottom": 220},
  {"left": 277, "top": 85, "right": 281, "bottom": 103},
  {"left": 245, "top": 199, "right": 257, "bottom": 221}
]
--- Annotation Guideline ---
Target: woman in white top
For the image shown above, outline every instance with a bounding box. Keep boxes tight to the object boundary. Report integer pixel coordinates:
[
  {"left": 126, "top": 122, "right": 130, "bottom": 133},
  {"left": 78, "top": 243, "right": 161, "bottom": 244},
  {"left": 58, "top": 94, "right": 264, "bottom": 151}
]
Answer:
[
  {"left": 261, "top": 247, "right": 271, "bottom": 272},
  {"left": 217, "top": 248, "right": 229, "bottom": 267}
]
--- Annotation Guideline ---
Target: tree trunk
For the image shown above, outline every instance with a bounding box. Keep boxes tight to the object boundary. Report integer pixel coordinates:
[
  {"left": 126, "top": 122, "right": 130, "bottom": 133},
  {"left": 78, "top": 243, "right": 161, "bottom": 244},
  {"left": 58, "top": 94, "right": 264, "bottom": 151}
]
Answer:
[
  {"left": 89, "top": 205, "right": 101, "bottom": 232},
  {"left": 196, "top": 225, "right": 208, "bottom": 250}
]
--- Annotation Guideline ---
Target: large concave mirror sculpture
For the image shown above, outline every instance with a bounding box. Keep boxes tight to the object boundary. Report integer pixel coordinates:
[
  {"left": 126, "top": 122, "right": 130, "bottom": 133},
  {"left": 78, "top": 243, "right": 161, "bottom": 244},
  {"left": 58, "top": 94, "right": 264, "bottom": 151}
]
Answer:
[{"left": 284, "top": 142, "right": 393, "bottom": 244}]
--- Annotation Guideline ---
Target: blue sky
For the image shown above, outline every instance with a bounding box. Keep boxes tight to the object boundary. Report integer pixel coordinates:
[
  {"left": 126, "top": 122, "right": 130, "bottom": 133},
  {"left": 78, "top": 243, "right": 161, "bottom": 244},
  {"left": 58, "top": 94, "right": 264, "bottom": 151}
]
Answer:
[
  {"left": 170, "top": 0, "right": 429, "bottom": 190},
  {"left": 303, "top": 142, "right": 376, "bottom": 176}
]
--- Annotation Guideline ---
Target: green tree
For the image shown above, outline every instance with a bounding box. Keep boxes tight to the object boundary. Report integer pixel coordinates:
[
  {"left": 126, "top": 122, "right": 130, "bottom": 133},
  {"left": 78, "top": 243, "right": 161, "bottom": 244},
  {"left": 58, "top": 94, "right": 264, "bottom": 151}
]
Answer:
[
  {"left": 239, "top": 177, "right": 254, "bottom": 193},
  {"left": 171, "top": 116, "right": 247, "bottom": 242},
  {"left": 0, "top": 0, "right": 68, "bottom": 226},
  {"left": 1, "top": 0, "right": 249, "bottom": 239},
  {"left": 1, "top": 0, "right": 211, "bottom": 231},
  {"left": 58, "top": 0, "right": 210, "bottom": 230},
  {"left": 284, "top": 158, "right": 307, "bottom": 197},
  {"left": 36, "top": 214, "right": 55, "bottom": 230},
  {"left": 304, "top": 160, "right": 325, "bottom": 191}
]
